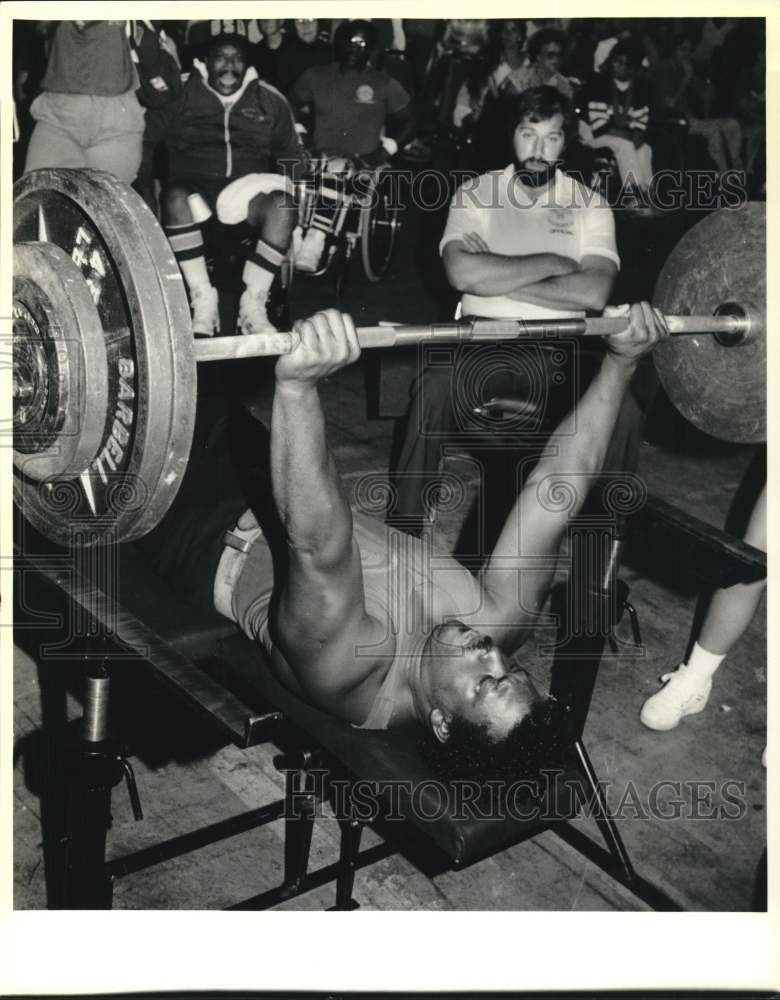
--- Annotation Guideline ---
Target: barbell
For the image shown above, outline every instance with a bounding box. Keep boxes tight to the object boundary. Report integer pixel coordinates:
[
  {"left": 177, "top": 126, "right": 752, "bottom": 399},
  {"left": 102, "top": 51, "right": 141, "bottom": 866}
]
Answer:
[{"left": 11, "top": 169, "right": 766, "bottom": 547}]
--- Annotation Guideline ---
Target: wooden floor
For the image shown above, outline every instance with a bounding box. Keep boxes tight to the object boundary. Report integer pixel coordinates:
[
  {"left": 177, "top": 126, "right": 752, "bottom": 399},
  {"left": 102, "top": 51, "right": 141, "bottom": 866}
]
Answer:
[{"left": 12, "top": 193, "right": 767, "bottom": 912}]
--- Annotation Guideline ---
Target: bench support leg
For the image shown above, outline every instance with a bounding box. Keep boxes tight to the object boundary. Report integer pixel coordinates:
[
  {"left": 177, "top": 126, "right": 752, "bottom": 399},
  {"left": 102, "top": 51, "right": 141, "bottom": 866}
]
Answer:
[
  {"left": 573, "top": 739, "right": 636, "bottom": 885},
  {"left": 330, "top": 817, "right": 364, "bottom": 911},
  {"left": 282, "top": 766, "right": 317, "bottom": 893}
]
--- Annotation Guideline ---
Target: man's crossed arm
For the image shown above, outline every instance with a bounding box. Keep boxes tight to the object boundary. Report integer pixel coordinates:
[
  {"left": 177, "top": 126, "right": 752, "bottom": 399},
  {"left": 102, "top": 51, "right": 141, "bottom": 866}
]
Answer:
[{"left": 442, "top": 234, "right": 616, "bottom": 313}]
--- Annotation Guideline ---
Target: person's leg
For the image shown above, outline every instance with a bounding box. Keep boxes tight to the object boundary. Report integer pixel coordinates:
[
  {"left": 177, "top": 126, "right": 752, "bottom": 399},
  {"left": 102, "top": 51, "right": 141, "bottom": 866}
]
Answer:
[
  {"left": 23, "top": 92, "right": 89, "bottom": 172},
  {"left": 597, "top": 134, "right": 644, "bottom": 190},
  {"left": 392, "top": 364, "right": 458, "bottom": 524},
  {"left": 696, "top": 483, "right": 766, "bottom": 654},
  {"left": 716, "top": 117, "right": 744, "bottom": 172},
  {"left": 636, "top": 141, "right": 654, "bottom": 191},
  {"left": 640, "top": 482, "right": 766, "bottom": 732},
  {"left": 602, "top": 357, "right": 659, "bottom": 475},
  {"left": 131, "top": 394, "right": 251, "bottom": 614},
  {"left": 688, "top": 117, "right": 728, "bottom": 174},
  {"left": 296, "top": 166, "right": 345, "bottom": 273},
  {"left": 83, "top": 91, "right": 145, "bottom": 184},
  {"left": 240, "top": 188, "right": 297, "bottom": 334},
  {"left": 162, "top": 183, "right": 220, "bottom": 336}
]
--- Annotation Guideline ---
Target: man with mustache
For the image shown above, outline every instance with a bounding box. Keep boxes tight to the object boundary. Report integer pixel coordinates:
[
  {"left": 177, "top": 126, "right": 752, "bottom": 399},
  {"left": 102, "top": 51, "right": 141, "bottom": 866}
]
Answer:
[
  {"left": 391, "top": 86, "right": 655, "bottom": 533},
  {"left": 146, "top": 21, "right": 304, "bottom": 337}
]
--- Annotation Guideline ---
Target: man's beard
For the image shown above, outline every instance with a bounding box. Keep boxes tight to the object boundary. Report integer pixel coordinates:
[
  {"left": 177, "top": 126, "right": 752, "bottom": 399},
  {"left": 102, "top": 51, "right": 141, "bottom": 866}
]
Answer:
[{"left": 513, "top": 158, "right": 559, "bottom": 188}]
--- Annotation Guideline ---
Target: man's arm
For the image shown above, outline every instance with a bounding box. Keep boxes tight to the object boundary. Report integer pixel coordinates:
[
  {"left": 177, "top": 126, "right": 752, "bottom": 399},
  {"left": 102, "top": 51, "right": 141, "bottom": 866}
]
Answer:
[
  {"left": 473, "top": 303, "right": 669, "bottom": 650},
  {"left": 385, "top": 105, "right": 416, "bottom": 152},
  {"left": 442, "top": 238, "right": 580, "bottom": 297},
  {"left": 269, "top": 89, "right": 307, "bottom": 181},
  {"left": 270, "top": 311, "right": 386, "bottom": 702},
  {"left": 508, "top": 253, "right": 618, "bottom": 312}
]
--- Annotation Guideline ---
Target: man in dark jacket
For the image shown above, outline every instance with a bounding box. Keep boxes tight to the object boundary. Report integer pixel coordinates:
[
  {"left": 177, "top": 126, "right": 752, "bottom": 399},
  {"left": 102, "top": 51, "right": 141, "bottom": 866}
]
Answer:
[{"left": 145, "top": 20, "right": 304, "bottom": 336}]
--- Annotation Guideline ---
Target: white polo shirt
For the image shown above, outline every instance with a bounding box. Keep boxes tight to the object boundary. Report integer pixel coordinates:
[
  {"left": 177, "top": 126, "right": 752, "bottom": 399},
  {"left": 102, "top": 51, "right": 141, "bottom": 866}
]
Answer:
[{"left": 439, "top": 166, "right": 620, "bottom": 320}]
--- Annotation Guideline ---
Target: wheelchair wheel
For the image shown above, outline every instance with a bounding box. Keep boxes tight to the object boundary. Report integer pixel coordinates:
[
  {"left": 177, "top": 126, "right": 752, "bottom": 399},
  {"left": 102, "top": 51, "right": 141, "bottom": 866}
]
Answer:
[{"left": 359, "top": 170, "right": 400, "bottom": 282}]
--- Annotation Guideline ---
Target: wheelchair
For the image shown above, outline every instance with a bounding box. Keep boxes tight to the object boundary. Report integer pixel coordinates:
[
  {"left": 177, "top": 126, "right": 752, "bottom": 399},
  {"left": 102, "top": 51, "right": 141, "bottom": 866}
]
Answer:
[{"left": 292, "top": 155, "right": 401, "bottom": 295}]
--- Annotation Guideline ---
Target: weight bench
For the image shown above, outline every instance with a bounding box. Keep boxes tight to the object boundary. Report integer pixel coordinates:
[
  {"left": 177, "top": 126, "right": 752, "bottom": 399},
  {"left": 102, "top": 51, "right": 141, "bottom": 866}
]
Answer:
[{"left": 15, "top": 516, "right": 699, "bottom": 913}]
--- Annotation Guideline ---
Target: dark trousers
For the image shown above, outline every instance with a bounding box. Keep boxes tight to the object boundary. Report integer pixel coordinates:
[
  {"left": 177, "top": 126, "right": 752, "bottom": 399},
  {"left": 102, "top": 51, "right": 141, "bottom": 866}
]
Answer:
[
  {"left": 391, "top": 340, "right": 659, "bottom": 522},
  {"left": 131, "top": 389, "right": 282, "bottom": 616}
]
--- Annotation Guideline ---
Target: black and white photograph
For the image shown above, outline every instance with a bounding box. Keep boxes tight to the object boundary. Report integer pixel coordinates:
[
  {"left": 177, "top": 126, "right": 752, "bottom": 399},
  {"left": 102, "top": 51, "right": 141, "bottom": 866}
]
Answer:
[{"left": 1, "top": 1, "right": 776, "bottom": 994}]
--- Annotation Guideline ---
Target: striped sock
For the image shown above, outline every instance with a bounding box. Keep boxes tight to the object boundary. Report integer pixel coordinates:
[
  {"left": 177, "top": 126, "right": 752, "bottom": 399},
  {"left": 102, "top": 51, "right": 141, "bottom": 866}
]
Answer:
[
  {"left": 243, "top": 238, "right": 286, "bottom": 291},
  {"left": 165, "top": 221, "right": 210, "bottom": 291},
  {"left": 165, "top": 220, "right": 206, "bottom": 262}
]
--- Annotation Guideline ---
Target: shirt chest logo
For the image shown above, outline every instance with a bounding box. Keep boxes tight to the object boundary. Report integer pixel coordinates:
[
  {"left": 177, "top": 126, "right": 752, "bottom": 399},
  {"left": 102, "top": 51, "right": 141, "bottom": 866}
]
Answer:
[
  {"left": 547, "top": 207, "right": 575, "bottom": 234},
  {"left": 355, "top": 85, "right": 375, "bottom": 103},
  {"left": 239, "top": 107, "right": 268, "bottom": 123}
]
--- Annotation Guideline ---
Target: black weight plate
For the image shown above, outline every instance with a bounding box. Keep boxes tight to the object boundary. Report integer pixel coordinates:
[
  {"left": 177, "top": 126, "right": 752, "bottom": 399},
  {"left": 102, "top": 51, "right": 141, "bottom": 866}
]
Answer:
[{"left": 13, "top": 168, "right": 196, "bottom": 545}]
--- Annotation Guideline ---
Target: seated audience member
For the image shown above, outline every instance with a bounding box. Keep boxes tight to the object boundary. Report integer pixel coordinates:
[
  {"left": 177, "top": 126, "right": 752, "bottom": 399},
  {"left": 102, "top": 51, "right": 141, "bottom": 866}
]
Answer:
[
  {"left": 583, "top": 41, "right": 654, "bottom": 201},
  {"left": 505, "top": 28, "right": 573, "bottom": 99},
  {"left": 23, "top": 20, "right": 146, "bottom": 183},
  {"left": 274, "top": 19, "right": 333, "bottom": 95},
  {"left": 452, "top": 20, "right": 526, "bottom": 129},
  {"left": 289, "top": 20, "right": 413, "bottom": 272},
  {"left": 137, "top": 306, "right": 668, "bottom": 783},
  {"left": 651, "top": 32, "right": 743, "bottom": 175},
  {"left": 251, "top": 19, "right": 286, "bottom": 86},
  {"left": 144, "top": 20, "right": 304, "bottom": 336}
]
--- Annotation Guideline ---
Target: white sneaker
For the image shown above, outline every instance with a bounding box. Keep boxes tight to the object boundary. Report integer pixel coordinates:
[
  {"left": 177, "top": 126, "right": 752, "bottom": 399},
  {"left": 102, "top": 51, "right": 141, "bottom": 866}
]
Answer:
[
  {"left": 295, "top": 228, "right": 327, "bottom": 272},
  {"left": 639, "top": 664, "right": 713, "bottom": 731},
  {"left": 238, "top": 290, "right": 277, "bottom": 336},
  {"left": 190, "top": 285, "right": 220, "bottom": 337}
]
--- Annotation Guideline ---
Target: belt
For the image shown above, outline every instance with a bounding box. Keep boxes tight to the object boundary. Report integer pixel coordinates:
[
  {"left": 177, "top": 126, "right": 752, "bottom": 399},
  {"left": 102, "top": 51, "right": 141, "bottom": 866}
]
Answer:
[{"left": 213, "top": 511, "right": 264, "bottom": 622}]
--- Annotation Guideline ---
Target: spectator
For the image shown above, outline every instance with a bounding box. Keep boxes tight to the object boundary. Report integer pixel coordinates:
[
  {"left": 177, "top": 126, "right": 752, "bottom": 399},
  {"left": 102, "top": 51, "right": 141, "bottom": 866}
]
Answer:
[
  {"left": 290, "top": 20, "right": 413, "bottom": 272},
  {"left": 734, "top": 51, "right": 765, "bottom": 191},
  {"left": 453, "top": 20, "right": 526, "bottom": 129},
  {"left": 504, "top": 28, "right": 574, "bottom": 100},
  {"left": 692, "top": 17, "right": 738, "bottom": 66},
  {"left": 144, "top": 20, "right": 304, "bottom": 336},
  {"left": 583, "top": 41, "right": 654, "bottom": 200},
  {"left": 252, "top": 19, "right": 286, "bottom": 85},
  {"left": 23, "top": 20, "right": 146, "bottom": 183},
  {"left": 651, "top": 32, "right": 743, "bottom": 174},
  {"left": 438, "top": 19, "right": 489, "bottom": 54},
  {"left": 274, "top": 19, "right": 333, "bottom": 95}
]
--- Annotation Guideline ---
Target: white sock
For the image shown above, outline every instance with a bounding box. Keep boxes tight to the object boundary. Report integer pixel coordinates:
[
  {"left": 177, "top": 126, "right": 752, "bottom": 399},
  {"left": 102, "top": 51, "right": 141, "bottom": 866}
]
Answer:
[
  {"left": 241, "top": 261, "right": 274, "bottom": 300},
  {"left": 179, "top": 256, "right": 212, "bottom": 295},
  {"left": 684, "top": 642, "right": 725, "bottom": 678}
]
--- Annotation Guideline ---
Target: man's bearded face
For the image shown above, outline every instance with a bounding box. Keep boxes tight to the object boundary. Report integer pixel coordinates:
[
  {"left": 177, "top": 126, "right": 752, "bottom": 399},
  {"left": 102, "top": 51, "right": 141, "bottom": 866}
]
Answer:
[
  {"left": 207, "top": 44, "right": 248, "bottom": 96},
  {"left": 512, "top": 113, "right": 566, "bottom": 188}
]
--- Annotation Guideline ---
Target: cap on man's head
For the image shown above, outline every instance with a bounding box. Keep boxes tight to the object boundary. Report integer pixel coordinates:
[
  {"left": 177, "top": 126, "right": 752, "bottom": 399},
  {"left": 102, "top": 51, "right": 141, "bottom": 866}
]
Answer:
[{"left": 207, "top": 19, "right": 250, "bottom": 55}]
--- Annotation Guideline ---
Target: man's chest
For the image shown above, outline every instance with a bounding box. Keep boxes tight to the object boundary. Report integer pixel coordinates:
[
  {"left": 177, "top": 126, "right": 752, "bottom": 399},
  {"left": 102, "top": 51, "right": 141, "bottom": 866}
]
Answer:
[
  {"left": 316, "top": 74, "right": 386, "bottom": 121},
  {"left": 484, "top": 200, "right": 583, "bottom": 257}
]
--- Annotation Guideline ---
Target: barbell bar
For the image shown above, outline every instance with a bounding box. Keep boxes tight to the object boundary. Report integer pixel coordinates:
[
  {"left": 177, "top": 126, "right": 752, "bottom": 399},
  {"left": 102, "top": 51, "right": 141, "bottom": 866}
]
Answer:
[
  {"left": 11, "top": 169, "right": 766, "bottom": 547},
  {"left": 192, "top": 305, "right": 761, "bottom": 362}
]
